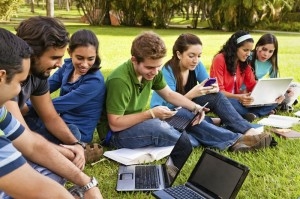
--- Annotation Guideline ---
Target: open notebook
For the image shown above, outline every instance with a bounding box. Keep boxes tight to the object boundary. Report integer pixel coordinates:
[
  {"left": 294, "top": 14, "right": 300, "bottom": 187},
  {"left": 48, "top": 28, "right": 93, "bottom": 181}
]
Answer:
[
  {"left": 152, "top": 149, "right": 249, "bottom": 199},
  {"left": 116, "top": 131, "right": 193, "bottom": 191}
]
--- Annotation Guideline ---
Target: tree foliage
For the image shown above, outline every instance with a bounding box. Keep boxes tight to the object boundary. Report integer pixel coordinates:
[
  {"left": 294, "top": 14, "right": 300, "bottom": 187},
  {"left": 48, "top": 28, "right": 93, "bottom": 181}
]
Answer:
[
  {"left": 0, "top": 0, "right": 24, "bottom": 21},
  {"left": 208, "top": 0, "right": 295, "bottom": 31},
  {"left": 73, "top": 0, "right": 107, "bottom": 25}
]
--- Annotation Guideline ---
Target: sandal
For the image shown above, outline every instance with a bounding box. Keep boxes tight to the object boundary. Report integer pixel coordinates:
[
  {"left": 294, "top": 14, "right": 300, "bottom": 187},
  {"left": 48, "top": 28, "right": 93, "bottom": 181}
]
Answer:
[{"left": 84, "top": 143, "right": 103, "bottom": 164}]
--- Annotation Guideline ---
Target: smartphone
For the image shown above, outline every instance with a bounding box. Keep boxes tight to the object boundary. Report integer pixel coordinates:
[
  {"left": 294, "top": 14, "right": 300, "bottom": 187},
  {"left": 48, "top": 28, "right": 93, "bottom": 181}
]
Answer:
[
  {"left": 172, "top": 107, "right": 182, "bottom": 111},
  {"left": 199, "top": 102, "right": 209, "bottom": 112},
  {"left": 204, "top": 78, "right": 216, "bottom": 87}
]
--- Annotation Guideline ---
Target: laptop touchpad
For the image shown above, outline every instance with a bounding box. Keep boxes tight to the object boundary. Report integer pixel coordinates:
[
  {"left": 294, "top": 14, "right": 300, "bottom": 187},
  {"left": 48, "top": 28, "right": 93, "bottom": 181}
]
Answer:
[{"left": 120, "top": 173, "right": 133, "bottom": 180}]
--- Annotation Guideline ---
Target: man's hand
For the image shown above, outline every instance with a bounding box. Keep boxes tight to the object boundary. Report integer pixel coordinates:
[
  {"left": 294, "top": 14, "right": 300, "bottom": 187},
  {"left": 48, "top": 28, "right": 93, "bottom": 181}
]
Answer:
[
  {"left": 150, "top": 106, "right": 177, "bottom": 120},
  {"left": 84, "top": 187, "right": 103, "bottom": 199},
  {"left": 61, "top": 144, "right": 85, "bottom": 170}
]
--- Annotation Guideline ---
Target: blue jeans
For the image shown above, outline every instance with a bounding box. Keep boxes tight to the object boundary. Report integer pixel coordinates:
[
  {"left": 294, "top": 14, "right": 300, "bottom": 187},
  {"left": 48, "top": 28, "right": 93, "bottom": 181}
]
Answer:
[
  {"left": 229, "top": 98, "right": 278, "bottom": 118},
  {"left": 110, "top": 108, "right": 241, "bottom": 150},
  {"left": 24, "top": 109, "right": 81, "bottom": 144},
  {"left": 193, "top": 92, "right": 254, "bottom": 133}
]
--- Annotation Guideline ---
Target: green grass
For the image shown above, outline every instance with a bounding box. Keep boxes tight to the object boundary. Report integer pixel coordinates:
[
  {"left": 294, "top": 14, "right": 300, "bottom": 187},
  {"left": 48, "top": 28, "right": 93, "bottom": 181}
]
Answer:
[{"left": 3, "top": 6, "right": 300, "bottom": 199}]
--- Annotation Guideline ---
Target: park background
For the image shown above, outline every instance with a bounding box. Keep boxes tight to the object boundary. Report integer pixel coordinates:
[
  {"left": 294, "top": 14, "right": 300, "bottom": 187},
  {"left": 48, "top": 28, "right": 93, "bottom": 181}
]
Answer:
[{"left": 1, "top": 1, "right": 300, "bottom": 198}]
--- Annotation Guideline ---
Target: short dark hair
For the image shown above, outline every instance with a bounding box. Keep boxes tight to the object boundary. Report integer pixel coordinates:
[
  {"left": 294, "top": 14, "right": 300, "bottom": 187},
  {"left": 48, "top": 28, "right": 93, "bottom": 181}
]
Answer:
[
  {"left": 69, "top": 29, "right": 101, "bottom": 73},
  {"left": 0, "top": 28, "right": 33, "bottom": 83},
  {"left": 15, "top": 16, "right": 69, "bottom": 57}
]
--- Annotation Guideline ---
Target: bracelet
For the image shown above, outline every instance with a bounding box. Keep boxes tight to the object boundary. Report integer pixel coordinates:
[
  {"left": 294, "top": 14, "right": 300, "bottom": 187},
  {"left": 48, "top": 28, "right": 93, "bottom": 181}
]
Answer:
[
  {"left": 149, "top": 109, "right": 155, "bottom": 119},
  {"left": 192, "top": 104, "right": 201, "bottom": 114},
  {"left": 73, "top": 141, "right": 86, "bottom": 149}
]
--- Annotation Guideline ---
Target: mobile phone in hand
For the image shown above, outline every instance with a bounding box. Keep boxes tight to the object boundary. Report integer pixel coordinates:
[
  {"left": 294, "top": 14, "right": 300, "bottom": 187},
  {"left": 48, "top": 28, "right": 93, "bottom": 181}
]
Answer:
[{"left": 204, "top": 78, "right": 216, "bottom": 87}]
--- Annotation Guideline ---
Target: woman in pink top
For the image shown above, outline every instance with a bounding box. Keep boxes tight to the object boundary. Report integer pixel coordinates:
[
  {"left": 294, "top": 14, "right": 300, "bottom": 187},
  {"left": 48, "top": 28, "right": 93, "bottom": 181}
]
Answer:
[{"left": 210, "top": 30, "right": 283, "bottom": 122}]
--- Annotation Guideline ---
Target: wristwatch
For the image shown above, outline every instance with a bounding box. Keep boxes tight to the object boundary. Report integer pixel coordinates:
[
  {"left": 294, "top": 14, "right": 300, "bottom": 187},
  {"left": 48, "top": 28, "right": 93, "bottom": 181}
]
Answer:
[
  {"left": 81, "top": 176, "right": 98, "bottom": 192},
  {"left": 73, "top": 141, "right": 86, "bottom": 149}
]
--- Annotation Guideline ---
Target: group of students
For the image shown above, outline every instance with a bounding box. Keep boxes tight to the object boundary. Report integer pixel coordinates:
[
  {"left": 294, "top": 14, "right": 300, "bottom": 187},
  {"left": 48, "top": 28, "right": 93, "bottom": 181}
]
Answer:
[{"left": 0, "top": 15, "right": 294, "bottom": 198}]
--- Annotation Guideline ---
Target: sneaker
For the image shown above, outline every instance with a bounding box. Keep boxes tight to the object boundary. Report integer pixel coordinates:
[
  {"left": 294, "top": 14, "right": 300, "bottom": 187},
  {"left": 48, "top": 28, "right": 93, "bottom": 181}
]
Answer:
[
  {"left": 229, "top": 142, "right": 252, "bottom": 152},
  {"left": 229, "top": 132, "right": 272, "bottom": 152},
  {"left": 243, "top": 113, "right": 257, "bottom": 122}
]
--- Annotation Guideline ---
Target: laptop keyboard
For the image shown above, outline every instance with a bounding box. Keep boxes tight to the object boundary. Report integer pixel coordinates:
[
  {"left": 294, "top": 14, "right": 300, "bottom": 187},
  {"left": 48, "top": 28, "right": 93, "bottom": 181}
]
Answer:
[
  {"left": 135, "top": 165, "right": 159, "bottom": 189},
  {"left": 164, "top": 185, "right": 206, "bottom": 199},
  {"left": 166, "top": 116, "right": 189, "bottom": 130}
]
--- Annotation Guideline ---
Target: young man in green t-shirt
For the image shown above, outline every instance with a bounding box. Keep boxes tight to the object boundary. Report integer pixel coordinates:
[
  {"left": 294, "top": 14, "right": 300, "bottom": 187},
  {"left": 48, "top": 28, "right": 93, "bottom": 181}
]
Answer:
[{"left": 105, "top": 31, "right": 271, "bottom": 151}]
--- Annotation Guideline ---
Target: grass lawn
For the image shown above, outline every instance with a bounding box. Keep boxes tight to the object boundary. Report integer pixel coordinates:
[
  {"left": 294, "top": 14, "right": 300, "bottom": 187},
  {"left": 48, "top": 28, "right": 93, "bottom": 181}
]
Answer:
[{"left": 2, "top": 6, "right": 300, "bottom": 199}]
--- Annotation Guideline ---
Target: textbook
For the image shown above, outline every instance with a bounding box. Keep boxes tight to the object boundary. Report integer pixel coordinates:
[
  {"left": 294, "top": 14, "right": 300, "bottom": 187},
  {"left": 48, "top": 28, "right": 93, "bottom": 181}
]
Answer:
[
  {"left": 271, "top": 128, "right": 300, "bottom": 139},
  {"left": 258, "top": 115, "right": 300, "bottom": 128},
  {"left": 103, "top": 146, "right": 174, "bottom": 165}
]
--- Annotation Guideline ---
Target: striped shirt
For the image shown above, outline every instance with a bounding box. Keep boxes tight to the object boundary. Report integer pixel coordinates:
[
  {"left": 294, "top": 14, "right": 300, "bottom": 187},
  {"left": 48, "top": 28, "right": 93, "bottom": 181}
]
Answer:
[{"left": 0, "top": 106, "right": 26, "bottom": 177}]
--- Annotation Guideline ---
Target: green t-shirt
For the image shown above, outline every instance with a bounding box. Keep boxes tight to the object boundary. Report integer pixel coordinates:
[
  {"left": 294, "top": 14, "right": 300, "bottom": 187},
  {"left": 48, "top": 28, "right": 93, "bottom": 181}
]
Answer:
[{"left": 106, "top": 59, "right": 166, "bottom": 115}]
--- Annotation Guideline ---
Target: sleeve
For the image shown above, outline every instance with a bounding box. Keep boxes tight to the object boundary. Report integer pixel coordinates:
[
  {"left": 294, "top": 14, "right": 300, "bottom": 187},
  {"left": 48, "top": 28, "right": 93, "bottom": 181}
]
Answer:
[
  {"left": 0, "top": 136, "right": 26, "bottom": 177},
  {"left": 195, "top": 62, "right": 209, "bottom": 82},
  {"left": 150, "top": 66, "right": 175, "bottom": 108},
  {"left": 210, "top": 54, "right": 227, "bottom": 91},
  {"left": 0, "top": 107, "right": 25, "bottom": 141},
  {"left": 106, "top": 78, "right": 132, "bottom": 115},
  {"left": 52, "top": 74, "right": 106, "bottom": 114},
  {"left": 243, "top": 66, "right": 257, "bottom": 92}
]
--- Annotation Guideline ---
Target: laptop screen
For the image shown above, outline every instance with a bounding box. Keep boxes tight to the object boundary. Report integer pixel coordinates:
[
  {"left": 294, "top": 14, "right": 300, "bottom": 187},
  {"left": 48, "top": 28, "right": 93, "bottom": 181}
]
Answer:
[
  {"left": 188, "top": 149, "right": 249, "bottom": 199},
  {"left": 163, "top": 131, "right": 193, "bottom": 187}
]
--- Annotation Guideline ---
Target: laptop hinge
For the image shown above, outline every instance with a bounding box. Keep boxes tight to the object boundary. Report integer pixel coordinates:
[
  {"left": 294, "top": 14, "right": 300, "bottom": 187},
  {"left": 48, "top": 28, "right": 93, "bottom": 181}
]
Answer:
[{"left": 185, "top": 182, "right": 221, "bottom": 199}]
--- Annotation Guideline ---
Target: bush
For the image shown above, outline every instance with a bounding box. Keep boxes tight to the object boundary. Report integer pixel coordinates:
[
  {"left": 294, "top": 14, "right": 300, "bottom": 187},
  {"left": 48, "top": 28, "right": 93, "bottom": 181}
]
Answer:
[{"left": 0, "top": 0, "right": 23, "bottom": 21}]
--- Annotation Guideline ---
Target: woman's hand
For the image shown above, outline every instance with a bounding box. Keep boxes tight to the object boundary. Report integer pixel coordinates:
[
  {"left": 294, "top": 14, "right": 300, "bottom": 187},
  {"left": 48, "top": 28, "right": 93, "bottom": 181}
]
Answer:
[
  {"left": 275, "top": 95, "right": 285, "bottom": 104},
  {"left": 187, "top": 79, "right": 219, "bottom": 98},
  {"left": 238, "top": 93, "right": 254, "bottom": 106}
]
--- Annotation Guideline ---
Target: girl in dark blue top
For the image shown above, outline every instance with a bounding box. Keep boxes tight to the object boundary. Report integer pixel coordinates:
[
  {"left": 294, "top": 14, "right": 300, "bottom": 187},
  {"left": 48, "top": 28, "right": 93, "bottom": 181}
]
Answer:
[{"left": 27, "top": 29, "right": 106, "bottom": 143}]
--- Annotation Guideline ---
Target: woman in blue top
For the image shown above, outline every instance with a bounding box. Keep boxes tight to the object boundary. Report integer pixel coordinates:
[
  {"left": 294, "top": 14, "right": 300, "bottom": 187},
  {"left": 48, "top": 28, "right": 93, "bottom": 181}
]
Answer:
[
  {"left": 151, "top": 33, "right": 272, "bottom": 152},
  {"left": 27, "top": 29, "right": 106, "bottom": 143},
  {"left": 249, "top": 33, "right": 297, "bottom": 111}
]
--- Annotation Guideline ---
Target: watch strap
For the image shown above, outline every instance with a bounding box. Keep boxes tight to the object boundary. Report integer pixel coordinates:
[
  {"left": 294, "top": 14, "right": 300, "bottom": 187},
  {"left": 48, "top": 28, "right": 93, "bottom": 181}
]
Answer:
[{"left": 81, "top": 177, "right": 98, "bottom": 192}]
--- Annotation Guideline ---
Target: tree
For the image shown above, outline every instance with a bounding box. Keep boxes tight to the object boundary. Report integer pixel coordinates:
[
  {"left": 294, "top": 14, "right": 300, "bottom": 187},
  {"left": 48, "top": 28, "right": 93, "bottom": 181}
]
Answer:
[
  {"left": 74, "top": 0, "right": 107, "bottom": 25},
  {"left": 208, "top": 0, "right": 294, "bottom": 31},
  {"left": 0, "top": 0, "right": 24, "bottom": 21},
  {"left": 46, "top": 0, "right": 54, "bottom": 17}
]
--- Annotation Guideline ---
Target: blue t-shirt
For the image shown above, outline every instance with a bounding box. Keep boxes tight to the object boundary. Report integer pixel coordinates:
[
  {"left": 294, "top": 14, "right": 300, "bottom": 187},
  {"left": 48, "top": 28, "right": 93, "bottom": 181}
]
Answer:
[
  {"left": 150, "top": 62, "right": 209, "bottom": 108},
  {"left": 48, "top": 58, "right": 106, "bottom": 142},
  {"left": 0, "top": 106, "right": 26, "bottom": 177}
]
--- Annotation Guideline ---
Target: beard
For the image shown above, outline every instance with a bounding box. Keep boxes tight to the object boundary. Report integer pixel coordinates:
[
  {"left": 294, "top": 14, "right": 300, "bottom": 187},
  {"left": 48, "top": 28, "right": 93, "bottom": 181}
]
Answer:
[{"left": 30, "top": 59, "right": 51, "bottom": 79}]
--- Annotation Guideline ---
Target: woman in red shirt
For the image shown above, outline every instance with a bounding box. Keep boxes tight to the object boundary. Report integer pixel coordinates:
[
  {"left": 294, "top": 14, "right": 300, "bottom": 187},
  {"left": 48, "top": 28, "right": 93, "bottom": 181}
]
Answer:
[{"left": 210, "top": 30, "right": 283, "bottom": 122}]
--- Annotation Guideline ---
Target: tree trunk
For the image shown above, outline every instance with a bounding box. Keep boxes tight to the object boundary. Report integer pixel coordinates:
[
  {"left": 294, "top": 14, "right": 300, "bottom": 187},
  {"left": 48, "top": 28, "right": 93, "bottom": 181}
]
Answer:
[
  {"left": 31, "top": 0, "right": 35, "bottom": 13},
  {"left": 46, "top": 0, "right": 54, "bottom": 17}
]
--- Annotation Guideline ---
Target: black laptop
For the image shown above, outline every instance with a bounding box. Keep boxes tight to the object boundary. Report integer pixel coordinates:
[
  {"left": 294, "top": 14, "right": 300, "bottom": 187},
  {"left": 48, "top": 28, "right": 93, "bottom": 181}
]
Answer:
[
  {"left": 165, "top": 102, "right": 208, "bottom": 132},
  {"left": 152, "top": 149, "right": 249, "bottom": 199},
  {"left": 116, "top": 132, "right": 193, "bottom": 191}
]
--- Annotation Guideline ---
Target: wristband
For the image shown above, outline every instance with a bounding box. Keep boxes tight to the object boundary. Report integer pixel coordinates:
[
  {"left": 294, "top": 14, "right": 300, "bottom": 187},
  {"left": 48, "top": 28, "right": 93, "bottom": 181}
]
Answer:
[
  {"left": 73, "top": 141, "right": 86, "bottom": 149},
  {"left": 149, "top": 109, "right": 155, "bottom": 119}
]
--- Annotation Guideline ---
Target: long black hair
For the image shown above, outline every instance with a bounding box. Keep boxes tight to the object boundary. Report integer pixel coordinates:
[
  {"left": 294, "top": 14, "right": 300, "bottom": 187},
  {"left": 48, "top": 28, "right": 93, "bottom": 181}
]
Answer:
[{"left": 217, "top": 30, "right": 254, "bottom": 76}]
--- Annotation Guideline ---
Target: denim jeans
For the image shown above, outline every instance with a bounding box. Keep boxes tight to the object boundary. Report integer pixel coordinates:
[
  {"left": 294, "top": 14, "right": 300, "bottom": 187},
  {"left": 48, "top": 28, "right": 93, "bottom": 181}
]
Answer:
[
  {"left": 193, "top": 92, "right": 254, "bottom": 133},
  {"left": 24, "top": 109, "right": 81, "bottom": 144},
  {"left": 229, "top": 98, "right": 278, "bottom": 118},
  {"left": 110, "top": 108, "right": 241, "bottom": 150}
]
